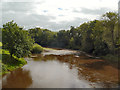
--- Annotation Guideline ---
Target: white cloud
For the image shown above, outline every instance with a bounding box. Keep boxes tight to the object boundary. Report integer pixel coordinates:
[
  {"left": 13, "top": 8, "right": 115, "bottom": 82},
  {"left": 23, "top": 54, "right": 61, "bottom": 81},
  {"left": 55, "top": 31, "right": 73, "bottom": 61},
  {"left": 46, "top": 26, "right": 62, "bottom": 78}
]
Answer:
[
  {"left": 32, "top": 0, "right": 118, "bottom": 22},
  {"left": 1, "top": 0, "right": 119, "bottom": 31}
]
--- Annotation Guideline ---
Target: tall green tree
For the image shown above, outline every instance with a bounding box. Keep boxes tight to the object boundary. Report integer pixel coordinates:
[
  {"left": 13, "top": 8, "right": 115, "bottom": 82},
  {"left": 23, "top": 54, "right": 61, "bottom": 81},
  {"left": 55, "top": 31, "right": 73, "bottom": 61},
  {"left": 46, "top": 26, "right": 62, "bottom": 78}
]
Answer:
[
  {"left": 2, "top": 21, "right": 34, "bottom": 58},
  {"left": 102, "top": 12, "right": 118, "bottom": 53},
  {"left": 79, "top": 22, "right": 94, "bottom": 53},
  {"left": 28, "top": 28, "right": 56, "bottom": 47},
  {"left": 92, "top": 20, "right": 109, "bottom": 55},
  {"left": 56, "top": 30, "right": 70, "bottom": 48}
]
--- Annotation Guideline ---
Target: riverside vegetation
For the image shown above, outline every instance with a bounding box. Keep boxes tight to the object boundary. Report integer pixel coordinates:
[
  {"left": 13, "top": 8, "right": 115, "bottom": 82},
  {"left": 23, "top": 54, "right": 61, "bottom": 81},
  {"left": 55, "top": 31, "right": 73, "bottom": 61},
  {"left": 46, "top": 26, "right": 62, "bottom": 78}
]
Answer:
[{"left": 0, "top": 11, "right": 120, "bottom": 75}]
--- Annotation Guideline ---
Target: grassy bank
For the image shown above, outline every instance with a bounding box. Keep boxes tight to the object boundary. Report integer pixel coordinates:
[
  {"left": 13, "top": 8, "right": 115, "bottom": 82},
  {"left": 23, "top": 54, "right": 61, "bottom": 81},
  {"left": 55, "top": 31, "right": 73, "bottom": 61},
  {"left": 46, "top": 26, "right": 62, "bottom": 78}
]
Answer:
[
  {"left": 0, "top": 43, "right": 46, "bottom": 75},
  {"left": 0, "top": 42, "right": 27, "bottom": 75}
]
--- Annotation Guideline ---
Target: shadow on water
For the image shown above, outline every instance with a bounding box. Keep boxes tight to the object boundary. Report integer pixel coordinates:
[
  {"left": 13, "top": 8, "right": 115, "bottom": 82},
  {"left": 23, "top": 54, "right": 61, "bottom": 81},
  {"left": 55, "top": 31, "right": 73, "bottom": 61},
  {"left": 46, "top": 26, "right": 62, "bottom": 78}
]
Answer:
[{"left": 2, "top": 68, "right": 32, "bottom": 88}]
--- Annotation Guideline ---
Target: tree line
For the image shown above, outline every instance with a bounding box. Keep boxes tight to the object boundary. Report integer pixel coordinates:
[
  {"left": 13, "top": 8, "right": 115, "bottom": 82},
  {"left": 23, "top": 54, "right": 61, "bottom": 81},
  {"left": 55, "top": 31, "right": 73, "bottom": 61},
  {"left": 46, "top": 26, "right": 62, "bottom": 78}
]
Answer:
[
  {"left": 1, "top": 12, "right": 120, "bottom": 59},
  {"left": 28, "top": 12, "right": 119, "bottom": 56}
]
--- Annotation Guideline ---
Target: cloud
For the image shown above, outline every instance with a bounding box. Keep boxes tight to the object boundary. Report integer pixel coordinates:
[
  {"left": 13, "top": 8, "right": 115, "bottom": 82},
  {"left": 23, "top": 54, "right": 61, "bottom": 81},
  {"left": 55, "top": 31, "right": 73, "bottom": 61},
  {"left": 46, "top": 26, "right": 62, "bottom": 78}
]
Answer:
[
  {"left": 2, "top": 2, "right": 35, "bottom": 16},
  {"left": 0, "top": 2, "right": 2, "bottom": 27},
  {"left": 2, "top": 8, "right": 89, "bottom": 31},
  {"left": 2, "top": 0, "right": 45, "bottom": 3},
  {"left": 1, "top": 0, "right": 118, "bottom": 31},
  {"left": 2, "top": 12, "right": 56, "bottom": 29},
  {"left": 73, "top": 7, "right": 111, "bottom": 15},
  {"left": 43, "top": 10, "right": 48, "bottom": 13},
  {"left": 44, "top": 18, "right": 89, "bottom": 31}
]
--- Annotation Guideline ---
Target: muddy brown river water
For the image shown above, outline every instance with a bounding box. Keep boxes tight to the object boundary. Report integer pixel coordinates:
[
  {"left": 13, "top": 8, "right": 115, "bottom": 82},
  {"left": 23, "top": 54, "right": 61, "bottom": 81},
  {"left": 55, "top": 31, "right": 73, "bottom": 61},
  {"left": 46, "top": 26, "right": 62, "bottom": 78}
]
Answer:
[{"left": 2, "top": 49, "right": 119, "bottom": 88}]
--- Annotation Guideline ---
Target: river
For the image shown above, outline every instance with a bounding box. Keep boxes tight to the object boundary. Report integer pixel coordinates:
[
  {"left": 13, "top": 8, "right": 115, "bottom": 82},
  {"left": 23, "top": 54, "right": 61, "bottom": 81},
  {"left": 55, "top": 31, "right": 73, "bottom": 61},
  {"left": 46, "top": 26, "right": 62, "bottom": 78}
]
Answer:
[{"left": 2, "top": 49, "right": 119, "bottom": 88}]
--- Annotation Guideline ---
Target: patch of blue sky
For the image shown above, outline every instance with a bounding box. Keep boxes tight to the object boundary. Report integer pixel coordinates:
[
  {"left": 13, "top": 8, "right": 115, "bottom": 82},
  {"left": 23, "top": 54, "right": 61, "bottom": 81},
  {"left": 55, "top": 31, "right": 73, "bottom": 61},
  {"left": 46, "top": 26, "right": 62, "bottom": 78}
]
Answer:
[
  {"left": 43, "top": 10, "right": 48, "bottom": 13},
  {"left": 58, "top": 8, "right": 63, "bottom": 10}
]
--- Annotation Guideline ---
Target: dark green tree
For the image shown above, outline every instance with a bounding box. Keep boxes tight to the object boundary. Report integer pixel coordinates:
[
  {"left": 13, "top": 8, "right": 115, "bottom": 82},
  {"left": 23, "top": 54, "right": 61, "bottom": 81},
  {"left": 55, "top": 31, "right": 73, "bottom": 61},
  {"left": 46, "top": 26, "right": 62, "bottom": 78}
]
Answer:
[
  {"left": 79, "top": 22, "right": 94, "bottom": 53},
  {"left": 2, "top": 21, "right": 34, "bottom": 58},
  {"left": 102, "top": 12, "right": 118, "bottom": 53}
]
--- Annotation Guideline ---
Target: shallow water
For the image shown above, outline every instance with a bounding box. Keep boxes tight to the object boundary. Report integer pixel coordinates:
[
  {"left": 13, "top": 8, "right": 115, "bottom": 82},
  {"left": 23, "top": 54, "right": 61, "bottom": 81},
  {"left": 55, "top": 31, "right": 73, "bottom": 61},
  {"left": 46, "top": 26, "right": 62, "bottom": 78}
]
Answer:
[
  {"left": 2, "top": 60, "right": 92, "bottom": 88},
  {"left": 2, "top": 49, "right": 119, "bottom": 88}
]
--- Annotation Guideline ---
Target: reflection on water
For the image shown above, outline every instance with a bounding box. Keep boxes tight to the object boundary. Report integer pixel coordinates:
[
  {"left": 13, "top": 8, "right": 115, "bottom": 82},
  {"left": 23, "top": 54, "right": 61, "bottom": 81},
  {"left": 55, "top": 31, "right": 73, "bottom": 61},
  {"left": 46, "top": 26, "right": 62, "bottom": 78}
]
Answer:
[
  {"left": 2, "top": 60, "right": 92, "bottom": 88},
  {"left": 24, "top": 60, "right": 92, "bottom": 88},
  {"left": 2, "top": 68, "right": 32, "bottom": 88},
  {"left": 2, "top": 49, "right": 119, "bottom": 88}
]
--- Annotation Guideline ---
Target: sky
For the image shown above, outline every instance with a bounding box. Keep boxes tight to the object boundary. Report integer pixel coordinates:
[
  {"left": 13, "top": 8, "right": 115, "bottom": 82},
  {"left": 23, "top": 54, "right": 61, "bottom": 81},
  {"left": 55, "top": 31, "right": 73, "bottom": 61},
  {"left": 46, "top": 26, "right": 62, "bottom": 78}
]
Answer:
[{"left": 1, "top": 0, "right": 119, "bottom": 31}]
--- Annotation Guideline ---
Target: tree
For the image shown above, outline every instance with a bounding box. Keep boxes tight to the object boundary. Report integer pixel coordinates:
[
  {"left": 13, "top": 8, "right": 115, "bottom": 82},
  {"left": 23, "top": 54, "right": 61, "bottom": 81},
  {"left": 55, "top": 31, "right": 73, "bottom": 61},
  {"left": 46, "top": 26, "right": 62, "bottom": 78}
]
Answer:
[
  {"left": 2, "top": 21, "right": 34, "bottom": 58},
  {"left": 56, "top": 30, "right": 70, "bottom": 48},
  {"left": 102, "top": 12, "right": 118, "bottom": 53},
  {"left": 79, "top": 22, "right": 94, "bottom": 53},
  {"left": 69, "top": 37, "right": 75, "bottom": 49},
  {"left": 0, "top": 28, "right": 2, "bottom": 42}
]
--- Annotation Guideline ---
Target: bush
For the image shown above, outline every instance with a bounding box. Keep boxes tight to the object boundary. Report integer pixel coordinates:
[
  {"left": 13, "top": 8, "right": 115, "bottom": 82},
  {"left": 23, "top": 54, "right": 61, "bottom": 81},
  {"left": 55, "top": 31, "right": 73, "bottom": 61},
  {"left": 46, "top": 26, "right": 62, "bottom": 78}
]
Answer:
[
  {"left": 102, "top": 54, "right": 119, "bottom": 63},
  {"left": 31, "top": 44, "right": 43, "bottom": 54},
  {"left": 93, "top": 41, "right": 109, "bottom": 56},
  {"left": 1, "top": 49, "right": 27, "bottom": 75}
]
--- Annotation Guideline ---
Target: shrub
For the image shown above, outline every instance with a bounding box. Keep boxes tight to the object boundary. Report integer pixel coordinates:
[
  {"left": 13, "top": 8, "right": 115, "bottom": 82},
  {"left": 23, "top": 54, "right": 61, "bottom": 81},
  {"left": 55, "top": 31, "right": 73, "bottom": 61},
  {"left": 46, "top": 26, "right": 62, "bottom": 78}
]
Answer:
[
  {"left": 93, "top": 41, "right": 109, "bottom": 56},
  {"left": 31, "top": 44, "right": 43, "bottom": 54},
  {"left": 1, "top": 49, "right": 27, "bottom": 75},
  {"left": 102, "top": 54, "right": 119, "bottom": 63}
]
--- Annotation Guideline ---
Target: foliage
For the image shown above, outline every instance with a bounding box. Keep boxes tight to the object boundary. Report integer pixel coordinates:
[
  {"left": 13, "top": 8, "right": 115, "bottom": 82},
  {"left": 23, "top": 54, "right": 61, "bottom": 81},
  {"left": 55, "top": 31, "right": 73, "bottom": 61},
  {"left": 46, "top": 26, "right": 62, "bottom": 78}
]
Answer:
[
  {"left": 69, "top": 37, "right": 75, "bottom": 49},
  {"left": 31, "top": 43, "right": 43, "bottom": 54},
  {"left": 102, "top": 12, "right": 118, "bottom": 53},
  {"left": 0, "top": 42, "right": 2, "bottom": 47},
  {"left": 102, "top": 54, "right": 119, "bottom": 63},
  {"left": 93, "top": 41, "right": 109, "bottom": 56},
  {"left": 79, "top": 22, "right": 94, "bottom": 53},
  {"left": 1, "top": 48, "right": 27, "bottom": 75},
  {"left": 28, "top": 12, "right": 119, "bottom": 57},
  {"left": 1, "top": 12, "right": 119, "bottom": 60},
  {"left": 56, "top": 30, "right": 70, "bottom": 48},
  {"left": 2, "top": 21, "right": 34, "bottom": 58},
  {"left": 29, "top": 28, "right": 57, "bottom": 47}
]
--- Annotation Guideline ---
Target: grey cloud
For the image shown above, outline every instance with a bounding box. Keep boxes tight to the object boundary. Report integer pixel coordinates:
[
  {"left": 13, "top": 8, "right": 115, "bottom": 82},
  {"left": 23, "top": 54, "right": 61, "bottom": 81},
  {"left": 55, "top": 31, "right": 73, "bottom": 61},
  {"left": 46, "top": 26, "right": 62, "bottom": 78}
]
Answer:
[
  {"left": 43, "top": 10, "right": 48, "bottom": 13},
  {"left": 2, "top": 11, "right": 56, "bottom": 28},
  {"left": 2, "top": 2, "right": 34, "bottom": 13},
  {"left": 58, "top": 15, "right": 64, "bottom": 17},
  {"left": 45, "top": 18, "right": 89, "bottom": 31},
  {"left": 2, "top": 2, "right": 55, "bottom": 27},
  {"left": 1, "top": 2, "right": 89, "bottom": 31},
  {"left": 73, "top": 7, "right": 111, "bottom": 15},
  {"left": 2, "top": 8, "right": 89, "bottom": 31},
  {"left": 2, "top": 0, "right": 45, "bottom": 3}
]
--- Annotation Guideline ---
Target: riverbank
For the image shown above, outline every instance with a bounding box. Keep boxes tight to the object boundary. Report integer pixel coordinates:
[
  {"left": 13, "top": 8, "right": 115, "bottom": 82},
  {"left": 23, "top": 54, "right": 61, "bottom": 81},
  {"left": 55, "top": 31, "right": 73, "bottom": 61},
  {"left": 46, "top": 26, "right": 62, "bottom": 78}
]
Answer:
[
  {"left": 0, "top": 49, "right": 27, "bottom": 75},
  {"left": 44, "top": 46, "right": 120, "bottom": 68},
  {"left": 1, "top": 46, "right": 55, "bottom": 75}
]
